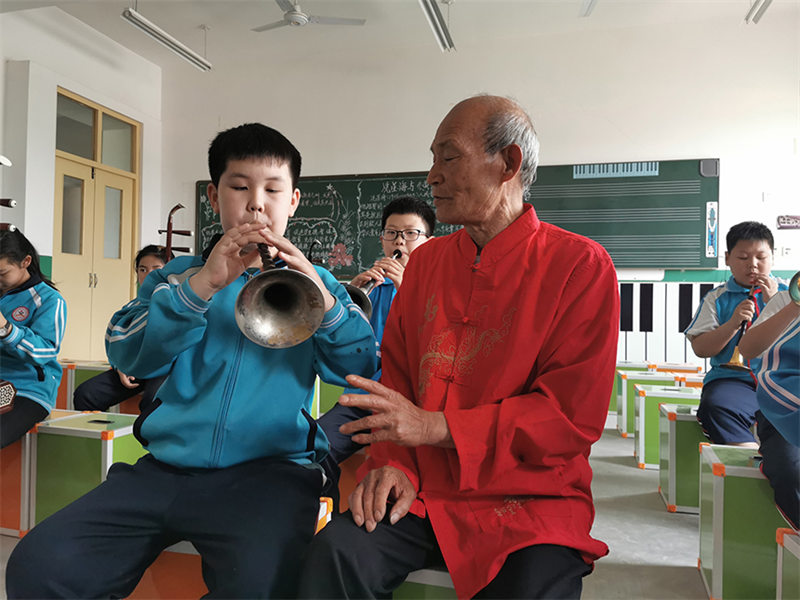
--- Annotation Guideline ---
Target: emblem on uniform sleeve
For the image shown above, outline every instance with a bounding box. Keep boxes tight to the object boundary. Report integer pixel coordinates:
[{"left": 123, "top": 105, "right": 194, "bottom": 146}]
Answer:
[{"left": 11, "top": 306, "right": 29, "bottom": 321}]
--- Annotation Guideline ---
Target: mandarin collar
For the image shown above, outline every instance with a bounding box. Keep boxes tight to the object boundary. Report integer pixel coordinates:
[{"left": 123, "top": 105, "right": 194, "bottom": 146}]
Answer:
[{"left": 456, "top": 203, "right": 540, "bottom": 266}]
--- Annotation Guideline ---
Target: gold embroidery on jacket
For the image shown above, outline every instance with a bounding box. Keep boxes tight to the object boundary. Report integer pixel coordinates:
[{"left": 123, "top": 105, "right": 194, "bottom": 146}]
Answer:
[{"left": 418, "top": 304, "right": 516, "bottom": 397}]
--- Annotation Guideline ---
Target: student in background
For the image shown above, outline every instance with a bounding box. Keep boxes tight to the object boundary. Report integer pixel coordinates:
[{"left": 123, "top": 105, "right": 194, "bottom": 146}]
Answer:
[
  {"left": 73, "top": 244, "right": 173, "bottom": 413},
  {"left": 739, "top": 280, "right": 800, "bottom": 529},
  {"left": 7, "top": 123, "right": 377, "bottom": 598},
  {"left": 300, "top": 95, "right": 619, "bottom": 599},
  {"left": 0, "top": 229, "right": 66, "bottom": 448},
  {"left": 685, "top": 221, "right": 788, "bottom": 448},
  {"left": 320, "top": 196, "right": 435, "bottom": 465}
]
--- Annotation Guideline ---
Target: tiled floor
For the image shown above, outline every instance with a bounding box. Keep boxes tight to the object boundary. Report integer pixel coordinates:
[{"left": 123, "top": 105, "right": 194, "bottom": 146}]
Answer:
[{"left": 1, "top": 422, "right": 711, "bottom": 599}]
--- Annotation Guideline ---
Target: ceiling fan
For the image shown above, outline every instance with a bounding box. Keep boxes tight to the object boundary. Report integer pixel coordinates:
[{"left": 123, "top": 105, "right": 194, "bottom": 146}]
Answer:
[{"left": 252, "top": 0, "right": 366, "bottom": 32}]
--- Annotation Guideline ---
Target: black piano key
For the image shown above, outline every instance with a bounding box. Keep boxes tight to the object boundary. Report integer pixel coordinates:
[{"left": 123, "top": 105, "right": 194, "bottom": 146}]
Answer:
[
  {"left": 639, "top": 283, "right": 653, "bottom": 333},
  {"left": 678, "top": 284, "right": 693, "bottom": 332},
  {"left": 620, "top": 283, "right": 634, "bottom": 332}
]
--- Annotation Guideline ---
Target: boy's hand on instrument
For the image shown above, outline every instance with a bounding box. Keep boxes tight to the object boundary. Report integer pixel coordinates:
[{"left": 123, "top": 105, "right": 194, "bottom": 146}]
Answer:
[
  {"left": 351, "top": 268, "right": 384, "bottom": 288},
  {"left": 753, "top": 273, "right": 778, "bottom": 302},
  {"left": 260, "top": 229, "right": 335, "bottom": 312},
  {"left": 730, "top": 297, "right": 755, "bottom": 326},
  {"left": 373, "top": 257, "right": 404, "bottom": 288},
  {"left": 190, "top": 223, "right": 268, "bottom": 300}
]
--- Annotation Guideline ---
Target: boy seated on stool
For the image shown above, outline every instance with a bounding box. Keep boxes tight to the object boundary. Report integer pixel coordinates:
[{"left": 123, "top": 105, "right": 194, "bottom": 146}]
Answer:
[
  {"left": 6, "top": 123, "right": 378, "bottom": 599},
  {"left": 685, "top": 221, "right": 787, "bottom": 448},
  {"left": 739, "top": 280, "right": 800, "bottom": 529},
  {"left": 73, "top": 244, "right": 173, "bottom": 413}
]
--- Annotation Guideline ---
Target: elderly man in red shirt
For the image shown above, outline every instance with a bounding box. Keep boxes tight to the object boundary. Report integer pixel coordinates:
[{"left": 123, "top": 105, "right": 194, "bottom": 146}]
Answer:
[{"left": 300, "top": 95, "right": 620, "bottom": 599}]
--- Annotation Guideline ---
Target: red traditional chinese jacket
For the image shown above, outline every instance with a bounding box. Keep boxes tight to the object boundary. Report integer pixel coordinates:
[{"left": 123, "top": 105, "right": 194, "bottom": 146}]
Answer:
[{"left": 362, "top": 204, "right": 620, "bottom": 598}]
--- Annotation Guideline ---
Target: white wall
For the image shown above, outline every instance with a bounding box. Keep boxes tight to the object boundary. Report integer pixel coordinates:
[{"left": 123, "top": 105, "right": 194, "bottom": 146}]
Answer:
[
  {"left": 0, "top": 6, "right": 162, "bottom": 255},
  {"left": 158, "top": 4, "right": 799, "bottom": 271},
  {"left": 2, "top": 4, "right": 798, "bottom": 270}
]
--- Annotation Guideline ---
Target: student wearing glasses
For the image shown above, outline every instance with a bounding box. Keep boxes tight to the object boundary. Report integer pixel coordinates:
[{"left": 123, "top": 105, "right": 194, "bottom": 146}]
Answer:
[{"left": 319, "top": 197, "right": 435, "bottom": 472}]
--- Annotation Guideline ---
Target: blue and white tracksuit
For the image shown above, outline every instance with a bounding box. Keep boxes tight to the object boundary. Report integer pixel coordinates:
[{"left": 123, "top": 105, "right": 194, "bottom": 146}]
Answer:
[
  {"left": 105, "top": 250, "right": 378, "bottom": 469},
  {"left": 0, "top": 274, "right": 66, "bottom": 412}
]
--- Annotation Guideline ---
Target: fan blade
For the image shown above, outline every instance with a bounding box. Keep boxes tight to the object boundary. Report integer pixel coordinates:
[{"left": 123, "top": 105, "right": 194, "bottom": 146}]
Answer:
[
  {"left": 308, "top": 15, "right": 366, "bottom": 26},
  {"left": 276, "top": 0, "right": 296, "bottom": 12},
  {"left": 252, "top": 19, "right": 290, "bottom": 32}
]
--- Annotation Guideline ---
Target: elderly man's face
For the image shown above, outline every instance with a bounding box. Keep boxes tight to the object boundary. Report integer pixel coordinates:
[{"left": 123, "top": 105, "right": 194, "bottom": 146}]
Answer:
[{"left": 426, "top": 101, "right": 507, "bottom": 228}]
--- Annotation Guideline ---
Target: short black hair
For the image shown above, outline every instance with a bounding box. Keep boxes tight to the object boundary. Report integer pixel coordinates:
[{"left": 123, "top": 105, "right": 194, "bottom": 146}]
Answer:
[
  {"left": 135, "top": 245, "right": 174, "bottom": 268},
  {"left": 208, "top": 123, "right": 301, "bottom": 189},
  {"left": 726, "top": 221, "right": 774, "bottom": 253},
  {"left": 381, "top": 196, "right": 436, "bottom": 236}
]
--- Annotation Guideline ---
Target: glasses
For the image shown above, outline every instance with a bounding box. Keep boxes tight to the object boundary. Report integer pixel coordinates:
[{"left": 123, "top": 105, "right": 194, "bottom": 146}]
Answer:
[{"left": 380, "top": 229, "right": 428, "bottom": 242}]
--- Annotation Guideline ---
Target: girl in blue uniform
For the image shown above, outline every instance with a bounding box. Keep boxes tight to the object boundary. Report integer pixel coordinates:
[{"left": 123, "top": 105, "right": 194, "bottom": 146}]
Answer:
[{"left": 0, "top": 229, "right": 66, "bottom": 448}]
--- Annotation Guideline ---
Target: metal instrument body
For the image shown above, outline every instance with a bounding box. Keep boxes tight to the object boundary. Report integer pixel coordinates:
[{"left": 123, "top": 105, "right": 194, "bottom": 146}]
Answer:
[
  {"left": 0, "top": 379, "right": 17, "bottom": 414},
  {"left": 234, "top": 244, "right": 325, "bottom": 348},
  {"left": 721, "top": 284, "right": 756, "bottom": 371},
  {"left": 343, "top": 249, "right": 402, "bottom": 319}
]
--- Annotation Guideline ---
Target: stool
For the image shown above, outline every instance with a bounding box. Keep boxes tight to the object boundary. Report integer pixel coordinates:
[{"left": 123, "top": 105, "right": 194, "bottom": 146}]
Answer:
[
  {"left": 776, "top": 528, "right": 800, "bottom": 600},
  {"left": 29, "top": 412, "right": 147, "bottom": 525},
  {"left": 0, "top": 434, "right": 32, "bottom": 537},
  {"left": 658, "top": 404, "right": 706, "bottom": 513},
  {"left": 698, "top": 444, "right": 787, "bottom": 600},
  {"left": 613, "top": 364, "right": 649, "bottom": 430},
  {"left": 0, "top": 409, "right": 78, "bottom": 537},
  {"left": 610, "top": 362, "right": 649, "bottom": 414},
  {"left": 617, "top": 371, "right": 680, "bottom": 438},
  {"left": 649, "top": 362, "right": 703, "bottom": 375},
  {"left": 394, "top": 567, "right": 456, "bottom": 599},
  {"left": 633, "top": 384, "right": 701, "bottom": 469},
  {"left": 318, "top": 379, "right": 344, "bottom": 415}
]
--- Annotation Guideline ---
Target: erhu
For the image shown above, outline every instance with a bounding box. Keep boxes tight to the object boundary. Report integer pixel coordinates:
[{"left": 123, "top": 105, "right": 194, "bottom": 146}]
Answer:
[
  {"left": 721, "top": 284, "right": 756, "bottom": 371},
  {"left": 343, "top": 249, "right": 402, "bottom": 319}
]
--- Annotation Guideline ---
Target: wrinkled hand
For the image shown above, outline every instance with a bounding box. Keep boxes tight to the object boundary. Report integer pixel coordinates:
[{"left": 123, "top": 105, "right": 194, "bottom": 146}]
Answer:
[
  {"left": 753, "top": 273, "right": 778, "bottom": 302},
  {"left": 116, "top": 370, "right": 140, "bottom": 389},
  {"left": 339, "top": 375, "right": 453, "bottom": 448},
  {"left": 350, "top": 466, "right": 416, "bottom": 532}
]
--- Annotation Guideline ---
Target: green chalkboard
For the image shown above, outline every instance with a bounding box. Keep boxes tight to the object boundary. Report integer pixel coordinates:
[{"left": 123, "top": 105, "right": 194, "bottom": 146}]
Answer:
[
  {"left": 530, "top": 158, "right": 720, "bottom": 269},
  {"left": 195, "top": 158, "right": 719, "bottom": 274}
]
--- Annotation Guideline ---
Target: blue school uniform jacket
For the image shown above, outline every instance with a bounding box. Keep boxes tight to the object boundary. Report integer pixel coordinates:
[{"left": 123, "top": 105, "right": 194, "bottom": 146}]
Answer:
[
  {"left": 0, "top": 274, "right": 66, "bottom": 412},
  {"left": 105, "top": 250, "right": 378, "bottom": 469}
]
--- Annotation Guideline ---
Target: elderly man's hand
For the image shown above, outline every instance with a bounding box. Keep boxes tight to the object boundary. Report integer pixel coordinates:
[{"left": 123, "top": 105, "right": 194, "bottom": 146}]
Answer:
[
  {"left": 350, "top": 466, "right": 416, "bottom": 532},
  {"left": 338, "top": 375, "right": 453, "bottom": 448}
]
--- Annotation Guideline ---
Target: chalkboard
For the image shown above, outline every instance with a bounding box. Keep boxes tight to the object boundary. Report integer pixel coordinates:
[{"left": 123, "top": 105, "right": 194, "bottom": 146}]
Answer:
[
  {"left": 530, "top": 159, "right": 719, "bottom": 269},
  {"left": 195, "top": 158, "right": 719, "bottom": 274}
]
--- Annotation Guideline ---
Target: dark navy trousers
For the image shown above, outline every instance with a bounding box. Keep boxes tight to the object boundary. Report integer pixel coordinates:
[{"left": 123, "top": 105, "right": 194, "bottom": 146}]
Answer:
[{"left": 6, "top": 453, "right": 323, "bottom": 599}]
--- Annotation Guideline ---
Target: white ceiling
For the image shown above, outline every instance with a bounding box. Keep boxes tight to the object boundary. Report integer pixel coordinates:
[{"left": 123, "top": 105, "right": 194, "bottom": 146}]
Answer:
[{"left": 2, "top": 1, "right": 796, "bottom": 77}]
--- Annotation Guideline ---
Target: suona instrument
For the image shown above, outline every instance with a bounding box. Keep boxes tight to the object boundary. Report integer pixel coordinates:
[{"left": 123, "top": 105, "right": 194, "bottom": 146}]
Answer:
[
  {"left": 344, "top": 249, "right": 402, "bottom": 319},
  {"left": 234, "top": 244, "right": 325, "bottom": 348}
]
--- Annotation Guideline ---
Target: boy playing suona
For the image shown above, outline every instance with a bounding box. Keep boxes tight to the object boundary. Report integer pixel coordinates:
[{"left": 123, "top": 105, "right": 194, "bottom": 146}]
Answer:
[
  {"left": 7, "top": 123, "right": 378, "bottom": 598},
  {"left": 685, "top": 221, "right": 788, "bottom": 448}
]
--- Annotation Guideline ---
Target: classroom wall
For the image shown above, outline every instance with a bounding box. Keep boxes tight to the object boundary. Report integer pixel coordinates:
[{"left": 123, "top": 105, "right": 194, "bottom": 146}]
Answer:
[
  {"left": 157, "top": 3, "right": 799, "bottom": 272},
  {"left": 1, "top": 3, "right": 798, "bottom": 273},
  {"left": 0, "top": 6, "right": 163, "bottom": 255}
]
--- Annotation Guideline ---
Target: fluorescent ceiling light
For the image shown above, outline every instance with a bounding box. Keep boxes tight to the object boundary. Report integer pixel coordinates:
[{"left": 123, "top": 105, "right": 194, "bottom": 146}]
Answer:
[
  {"left": 744, "top": 0, "right": 773, "bottom": 24},
  {"left": 121, "top": 7, "right": 212, "bottom": 71},
  {"left": 418, "top": 0, "right": 455, "bottom": 52},
  {"left": 579, "top": 0, "right": 598, "bottom": 18}
]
